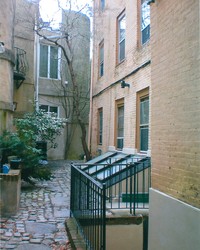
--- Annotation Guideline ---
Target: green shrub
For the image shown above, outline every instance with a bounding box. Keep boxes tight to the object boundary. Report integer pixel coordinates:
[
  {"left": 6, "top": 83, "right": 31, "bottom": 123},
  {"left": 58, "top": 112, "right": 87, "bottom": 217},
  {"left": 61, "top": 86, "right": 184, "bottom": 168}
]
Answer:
[{"left": 0, "top": 109, "right": 66, "bottom": 184}]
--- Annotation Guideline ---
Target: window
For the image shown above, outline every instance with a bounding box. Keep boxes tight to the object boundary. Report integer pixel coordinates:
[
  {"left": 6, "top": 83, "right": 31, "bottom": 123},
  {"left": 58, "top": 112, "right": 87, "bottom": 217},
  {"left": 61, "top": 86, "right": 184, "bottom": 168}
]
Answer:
[
  {"left": 136, "top": 89, "right": 149, "bottom": 152},
  {"left": 140, "top": 96, "right": 149, "bottom": 151},
  {"left": 99, "top": 41, "right": 104, "bottom": 77},
  {"left": 39, "top": 44, "right": 60, "bottom": 79},
  {"left": 118, "top": 12, "right": 126, "bottom": 63},
  {"left": 116, "top": 101, "right": 124, "bottom": 150},
  {"left": 98, "top": 108, "right": 103, "bottom": 145},
  {"left": 141, "top": 0, "right": 150, "bottom": 44},
  {"left": 100, "top": 0, "right": 105, "bottom": 11},
  {"left": 39, "top": 105, "right": 59, "bottom": 117}
]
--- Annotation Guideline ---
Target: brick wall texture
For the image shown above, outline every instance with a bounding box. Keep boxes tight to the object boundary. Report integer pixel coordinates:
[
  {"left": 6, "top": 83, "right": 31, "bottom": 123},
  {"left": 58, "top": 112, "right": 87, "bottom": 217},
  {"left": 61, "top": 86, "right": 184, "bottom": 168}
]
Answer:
[
  {"left": 151, "top": 0, "right": 200, "bottom": 208},
  {"left": 90, "top": 0, "right": 151, "bottom": 156}
]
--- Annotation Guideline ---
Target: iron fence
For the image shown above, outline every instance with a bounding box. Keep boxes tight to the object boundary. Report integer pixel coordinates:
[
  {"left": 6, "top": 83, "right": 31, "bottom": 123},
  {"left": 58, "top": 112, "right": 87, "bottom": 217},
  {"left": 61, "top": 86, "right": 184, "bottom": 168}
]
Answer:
[
  {"left": 70, "top": 156, "right": 151, "bottom": 249},
  {"left": 71, "top": 164, "right": 106, "bottom": 250}
]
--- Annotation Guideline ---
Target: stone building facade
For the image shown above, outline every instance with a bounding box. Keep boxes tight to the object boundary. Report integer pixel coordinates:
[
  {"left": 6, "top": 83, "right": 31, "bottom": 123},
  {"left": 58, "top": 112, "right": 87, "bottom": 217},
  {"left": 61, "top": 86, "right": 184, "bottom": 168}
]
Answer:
[
  {"left": 37, "top": 11, "right": 90, "bottom": 160},
  {"left": 89, "top": 0, "right": 151, "bottom": 157},
  {"left": 0, "top": 0, "right": 36, "bottom": 133},
  {"left": 0, "top": 0, "right": 17, "bottom": 133},
  {"left": 0, "top": 0, "right": 90, "bottom": 160}
]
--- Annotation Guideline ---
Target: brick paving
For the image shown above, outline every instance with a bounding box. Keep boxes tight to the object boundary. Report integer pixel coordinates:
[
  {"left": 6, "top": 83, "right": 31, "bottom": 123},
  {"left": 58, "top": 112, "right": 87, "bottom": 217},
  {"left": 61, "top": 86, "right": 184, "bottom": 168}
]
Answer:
[{"left": 0, "top": 161, "right": 72, "bottom": 249}]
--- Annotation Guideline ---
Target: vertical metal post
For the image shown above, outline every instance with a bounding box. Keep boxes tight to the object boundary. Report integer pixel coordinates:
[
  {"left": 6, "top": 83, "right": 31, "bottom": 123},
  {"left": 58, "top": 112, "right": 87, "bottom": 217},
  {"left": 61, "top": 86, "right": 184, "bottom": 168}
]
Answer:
[
  {"left": 70, "top": 164, "right": 74, "bottom": 217},
  {"left": 130, "top": 166, "right": 133, "bottom": 214},
  {"left": 101, "top": 183, "right": 106, "bottom": 250},
  {"left": 133, "top": 164, "right": 136, "bottom": 215}
]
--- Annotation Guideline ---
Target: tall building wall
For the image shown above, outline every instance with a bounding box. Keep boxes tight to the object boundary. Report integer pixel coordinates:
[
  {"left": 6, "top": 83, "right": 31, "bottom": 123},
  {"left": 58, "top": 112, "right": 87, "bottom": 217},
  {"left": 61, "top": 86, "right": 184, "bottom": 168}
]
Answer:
[
  {"left": 38, "top": 11, "right": 91, "bottom": 160},
  {"left": 151, "top": 0, "right": 200, "bottom": 208},
  {"left": 149, "top": 0, "right": 200, "bottom": 249},
  {"left": 0, "top": 0, "right": 16, "bottom": 132},
  {"left": 14, "top": 0, "right": 36, "bottom": 115},
  {"left": 90, "top": 0, "right": 151, "bottom": 156}
]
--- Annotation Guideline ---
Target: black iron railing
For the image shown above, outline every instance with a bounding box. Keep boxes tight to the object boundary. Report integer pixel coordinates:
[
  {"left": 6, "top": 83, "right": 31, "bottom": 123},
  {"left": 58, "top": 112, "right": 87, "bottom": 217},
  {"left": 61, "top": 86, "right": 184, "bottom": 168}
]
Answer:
[
  {"left": 71, "top": 155, "right": 151, "bottom": 249},
  {"left": 71, "top": 164, "right": 106, "bottom": 250},
  {"left": 14, "top": 47, "right": 28, "bottom": 88}
]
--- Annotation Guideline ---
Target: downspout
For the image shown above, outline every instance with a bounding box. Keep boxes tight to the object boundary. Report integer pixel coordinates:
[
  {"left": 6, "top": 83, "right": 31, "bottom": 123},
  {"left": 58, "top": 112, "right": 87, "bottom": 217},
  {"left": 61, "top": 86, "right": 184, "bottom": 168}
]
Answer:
[
  {"left": 88, "top": 56, "right": 94, "bottom": 154},
  {"left": 34, "top": 2, "right": 40, "bottom": 111},
  {"left": 88, "top": 10, "right": 95, "bottom": 154}
]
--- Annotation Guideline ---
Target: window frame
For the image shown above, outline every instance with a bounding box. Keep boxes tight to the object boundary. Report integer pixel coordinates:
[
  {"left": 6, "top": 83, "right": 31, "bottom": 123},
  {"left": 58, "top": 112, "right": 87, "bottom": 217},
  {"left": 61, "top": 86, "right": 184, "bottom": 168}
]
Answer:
[
  {"left": 39, "top": 104, "right": 59, "bottom": 118},
  {"left": 141, "top": 0, "right": 150, "bottom": 45},
  {"left": 136, "top": 88, "right": 149, "bottom": 153},
  {"left": 100, "top": 0, "right": 105, "bottom": 11},
  {"left": 115, "top": 99, "right": 124, "bottom": 150},
  {"left": 117, "top": 11, "right": 126, "bottom": 64},
  {"left": 39, "top": 43, "right": 61, "bottom": 80},
  {"left": 99, "top": 40, "right": 104, "bottom": 78},
  {"left": 98, "top": 108, "right": 103, "bottom": 145}
]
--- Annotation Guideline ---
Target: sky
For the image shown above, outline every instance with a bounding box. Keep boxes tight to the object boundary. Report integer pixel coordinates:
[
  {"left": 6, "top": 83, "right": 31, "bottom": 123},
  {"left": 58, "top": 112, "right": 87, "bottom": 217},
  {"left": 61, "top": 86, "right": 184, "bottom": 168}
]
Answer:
[{"left": 39, "top": 0, "right": 92, "bottom": 26}]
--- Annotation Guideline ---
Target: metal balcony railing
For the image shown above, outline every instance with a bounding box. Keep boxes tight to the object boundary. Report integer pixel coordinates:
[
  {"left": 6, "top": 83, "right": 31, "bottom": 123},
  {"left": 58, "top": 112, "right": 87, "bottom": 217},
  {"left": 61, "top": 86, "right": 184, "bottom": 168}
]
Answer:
[
  {"left": 70, "top": 152, "right": 151, "bottom": 250},
  {"left": 14, "top": 47, "right": 28, "bottom": 88}
]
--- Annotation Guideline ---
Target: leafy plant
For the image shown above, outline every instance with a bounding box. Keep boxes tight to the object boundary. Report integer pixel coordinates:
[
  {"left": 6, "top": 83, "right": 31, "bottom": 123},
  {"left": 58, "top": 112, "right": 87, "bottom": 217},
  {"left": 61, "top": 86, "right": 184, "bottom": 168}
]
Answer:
[
  {"left": 0, "top": 109, "right": 66, "bottom": 184},
  {"left": 15, "top": 109, "right": 66, "bottom": 148}
]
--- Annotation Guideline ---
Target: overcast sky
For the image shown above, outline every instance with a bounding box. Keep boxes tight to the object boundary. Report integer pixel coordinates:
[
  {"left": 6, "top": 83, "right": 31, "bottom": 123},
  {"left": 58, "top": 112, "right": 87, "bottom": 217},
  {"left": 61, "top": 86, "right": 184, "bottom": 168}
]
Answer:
[{"left": 39, "top": 0, "right": 92, "bottom": 25}]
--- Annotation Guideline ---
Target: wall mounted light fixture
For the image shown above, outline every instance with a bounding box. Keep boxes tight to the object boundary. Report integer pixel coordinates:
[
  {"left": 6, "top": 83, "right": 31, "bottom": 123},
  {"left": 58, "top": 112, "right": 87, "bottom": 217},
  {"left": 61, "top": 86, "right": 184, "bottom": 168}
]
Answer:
[
  {"left": 147, "top": 0, "right": 155, "bottom": 5},
  {"left": 0, "top": 42, "right": 5, "bottom": 54},
  {"left": 121, "top": 80, "right": 130, "bottom": 88}
]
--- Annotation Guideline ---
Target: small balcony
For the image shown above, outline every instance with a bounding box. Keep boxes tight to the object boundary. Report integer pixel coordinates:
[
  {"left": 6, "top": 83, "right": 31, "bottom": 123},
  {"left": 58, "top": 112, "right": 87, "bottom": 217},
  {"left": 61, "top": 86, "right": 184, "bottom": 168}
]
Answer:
[{"left": 14, "top": 47, "right": 28, "bottom": 88}]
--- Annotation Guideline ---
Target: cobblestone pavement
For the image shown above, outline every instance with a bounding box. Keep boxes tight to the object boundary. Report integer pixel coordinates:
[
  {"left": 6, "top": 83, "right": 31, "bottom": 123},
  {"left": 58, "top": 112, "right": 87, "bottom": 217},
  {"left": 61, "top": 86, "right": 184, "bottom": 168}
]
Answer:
[{"left": 0, "top": 161, "right": 72, "bottom": 249}]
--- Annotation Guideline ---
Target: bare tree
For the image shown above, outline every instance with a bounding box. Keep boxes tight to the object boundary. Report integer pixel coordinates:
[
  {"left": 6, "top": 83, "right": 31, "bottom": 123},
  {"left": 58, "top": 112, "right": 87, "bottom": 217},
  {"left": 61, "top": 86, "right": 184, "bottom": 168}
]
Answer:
[{"left": 35, "top": 4, "right": 92, "bottom": 160}]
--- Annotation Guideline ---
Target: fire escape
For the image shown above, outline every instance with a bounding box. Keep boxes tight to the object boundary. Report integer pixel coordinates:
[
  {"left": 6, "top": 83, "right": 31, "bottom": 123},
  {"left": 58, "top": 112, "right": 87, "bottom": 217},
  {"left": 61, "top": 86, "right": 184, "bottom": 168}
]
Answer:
[{"left": 13, "top": 47, "right": 28, "bottom": 88}]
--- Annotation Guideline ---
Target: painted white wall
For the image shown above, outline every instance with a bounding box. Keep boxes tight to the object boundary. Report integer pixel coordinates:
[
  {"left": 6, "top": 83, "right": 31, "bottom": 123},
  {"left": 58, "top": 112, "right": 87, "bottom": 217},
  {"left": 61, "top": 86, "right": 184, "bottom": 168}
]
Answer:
[{"left": 148, "top": 188, "right": 200, "bottom": 250}]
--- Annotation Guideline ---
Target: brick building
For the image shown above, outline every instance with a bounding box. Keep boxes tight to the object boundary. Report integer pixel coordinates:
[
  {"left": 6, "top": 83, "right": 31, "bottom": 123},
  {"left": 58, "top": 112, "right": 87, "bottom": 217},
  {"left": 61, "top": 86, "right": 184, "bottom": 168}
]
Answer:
[
  {"left": 148, "top": 0, "right": 200, "bottom": 249},
  {"left": 89, "top": 0, "right": 200, "bottom": 249},
  {"left": 89, "top": 0, "right": 151, "bottom": 157}
]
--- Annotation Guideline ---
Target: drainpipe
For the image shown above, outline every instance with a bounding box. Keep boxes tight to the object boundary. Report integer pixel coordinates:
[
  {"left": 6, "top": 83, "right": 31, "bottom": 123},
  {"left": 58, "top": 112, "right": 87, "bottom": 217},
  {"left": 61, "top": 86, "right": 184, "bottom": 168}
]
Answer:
[
  {"left": 88, "top": 56, "right": 94, "bottom": 153},
  {"left": 88, "top": 13, "right": 95, "bottom": 154},
  {"left": 34, "top": 2, "right": 40, "bottom": 111},
  {"left": 34, "top": 33, "right": 39, "bottom": 111}
]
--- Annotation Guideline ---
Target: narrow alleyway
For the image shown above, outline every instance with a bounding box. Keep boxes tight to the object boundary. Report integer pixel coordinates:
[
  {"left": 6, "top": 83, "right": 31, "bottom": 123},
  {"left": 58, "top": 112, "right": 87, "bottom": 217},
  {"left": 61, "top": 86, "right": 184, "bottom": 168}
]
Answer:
[{"left": 0, "top": 161, "right": 72, "bottom": 249}]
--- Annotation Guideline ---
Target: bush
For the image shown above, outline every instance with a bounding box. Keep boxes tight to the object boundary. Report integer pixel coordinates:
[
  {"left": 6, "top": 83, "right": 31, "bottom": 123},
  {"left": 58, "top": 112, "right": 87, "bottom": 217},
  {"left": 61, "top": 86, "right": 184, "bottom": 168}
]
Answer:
[{"left": 0, "top": 109, "right": 66, "bottom": 184}]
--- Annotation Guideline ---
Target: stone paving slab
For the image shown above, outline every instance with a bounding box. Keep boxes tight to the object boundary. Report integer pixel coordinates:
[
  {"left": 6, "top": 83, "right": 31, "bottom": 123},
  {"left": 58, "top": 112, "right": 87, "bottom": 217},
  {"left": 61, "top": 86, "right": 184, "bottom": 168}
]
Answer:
[
  {"left": 0, "top": 161, "right": 72, "bottom": 249},
  {"left": 25, "top": 222, "right": 57, "bottom": 235},
  {"left": 16, "top": 243, "right": 51, "bottom": 249}
]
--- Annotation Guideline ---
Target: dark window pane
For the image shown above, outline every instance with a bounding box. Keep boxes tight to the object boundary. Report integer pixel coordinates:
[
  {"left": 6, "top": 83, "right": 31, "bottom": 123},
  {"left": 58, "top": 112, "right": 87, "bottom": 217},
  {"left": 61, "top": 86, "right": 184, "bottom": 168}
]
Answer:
[
  {"left": 101, "top": 0, "right": 105, "bottom": 10},
  {"left": 142, "top": 25, "right": 150, "bottom": 44},
  {"left": 117, "top": 106, "right": 124, "bottom": 137},
  {"left": 99, "top": 43, "right": 104, "bottom": 77},
  {"left": 141, "top": 0, "right": 150, "bottom": 44},
  {"left": 50, "top": 106, "right": 58, "bottom": 114},
  {"left": 100, "top": 62, "right": 104, "bottom": 77},
  {"left": 119, "top": 16, "right": 126, "bottom": 41},
  {"left": 118, "top": 14, "right": 126, "bottom": 62},
  {"left": 117, "top": 138, "right": 123, "bottom": 149},
  {"left": 119, "top": 39, "right": 125, "bottom": 61},
  {"left": 39, "top": 45, "right": 48, "bottom": 77},
  {"left": 50, "top": 46, "right": 58, "bottom": 79},
  {"left": 140, "top": 126, "right": 149, "bottom": 151},
  {"left": 99, "top": 110, "right": 103, "bottom": 144},
  {"left": 39, "top": 105, "right": 48, "bottom": 112},
  {"left": 140, "top": 97, "right": 149, "bottom": 125},
  {"left": 140, "top": 96, "right": 149, "bottom": 151}
]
